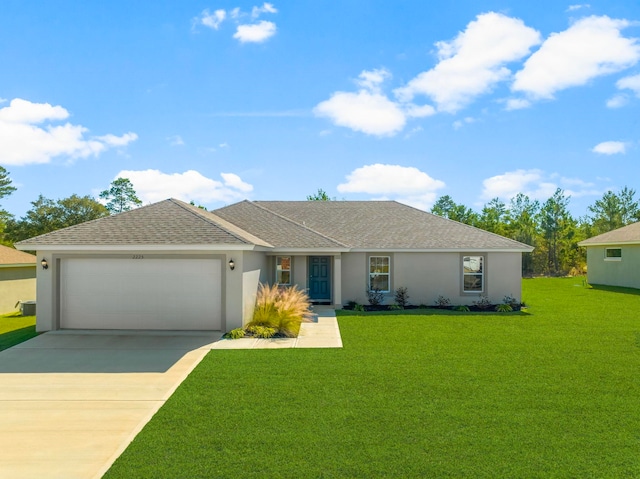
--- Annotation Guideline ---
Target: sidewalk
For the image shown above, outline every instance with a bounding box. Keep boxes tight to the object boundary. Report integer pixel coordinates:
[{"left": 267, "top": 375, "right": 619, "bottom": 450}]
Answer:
[{"left": 211, "top": 309, "right": 342, "bottom": 350}]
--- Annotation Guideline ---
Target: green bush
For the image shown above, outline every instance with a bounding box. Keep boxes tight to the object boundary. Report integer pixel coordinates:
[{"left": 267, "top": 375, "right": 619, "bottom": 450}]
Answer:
[
  {"left": 454, "top": 305, "right": 470, "bottom": 312},
  {"left": 366, "top": 287, "right": 384, "bottom": 306},
  {"left": 247, "top": 325, "right": 277, "bottom": 338},
  {"left": 226, "top": 328, "right": 246, "bottom": 339},
  {"left": 354, "top": 304, "right": 365, "bottom": 312},
  {"left": 473, "top": 294, "right": 492, "bottom": 310},
  {"left": 394, "top": 286, "right": 410, "bottom": 308},
  {"left": 495, "top": 303, "right": 513, "bottom": 312},
  {"left": 388, "top": 303, "right": 402, "bottom": 310}
]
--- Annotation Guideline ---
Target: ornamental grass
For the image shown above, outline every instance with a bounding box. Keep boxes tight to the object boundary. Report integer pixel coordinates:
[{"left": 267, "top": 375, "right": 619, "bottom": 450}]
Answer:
[{"left": 247, "top": 283, "right": 313, "bottom": 337}]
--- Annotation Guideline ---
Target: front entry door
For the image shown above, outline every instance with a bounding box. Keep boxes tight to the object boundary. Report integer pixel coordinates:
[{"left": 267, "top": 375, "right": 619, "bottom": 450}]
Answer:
[{"left": 308, "top": 256, "right": 331, "bottom": 302}]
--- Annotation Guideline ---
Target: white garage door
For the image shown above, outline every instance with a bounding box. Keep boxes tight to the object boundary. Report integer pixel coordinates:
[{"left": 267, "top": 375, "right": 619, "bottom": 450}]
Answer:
[{"left": 60, "top": 258, "right": 222, "bottom": 330}]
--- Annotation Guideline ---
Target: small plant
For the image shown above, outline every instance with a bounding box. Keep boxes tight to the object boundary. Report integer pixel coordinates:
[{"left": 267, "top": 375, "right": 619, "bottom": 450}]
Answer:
[
  {"left": 366, "top": 287, "right": 384, "bottom": 306},
  {"left": 454, "top": 305, "right": 470, "bottom": 312},
  {"left": 388, "top": 303, "right": 402, "bottom": 310},
  {"left": 247, "top": 324, "right": 276, "bottom": 338},
  {"left": 434, "top": 295, "right": 451, "bottom": 308},
  {"left": 502, "top": 294, "right": 520, "bottom": 309},
  {"left": 227, "top": 328, "right": 246, "bottom": 339},
  {"left": 354, "top": 304, "right": 365, "bottom": 312},
  {"left": 394, "top": 286, "right": 410, "bottom": 308},
  {"left": 495, "top": 303, "right": 513, "bottom": 312},
  {"left": 345, "top": 300, "right": 358, "bottom": 310},
  {"left": 473, "top": 294, "right": 492, "bottom": 310},
  {"left": 418, "top": 304, "right": 428, "bottom": 309}
]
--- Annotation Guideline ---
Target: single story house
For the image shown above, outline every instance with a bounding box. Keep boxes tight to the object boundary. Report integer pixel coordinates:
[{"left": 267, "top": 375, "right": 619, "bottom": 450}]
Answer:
[
  {"left": 0, "top": 245, "right": 36, "bottom": 314},
  {"left": 578, "top": 221, "right": 640, "bottom": 289},
  {"left": 16, "top": 199, "right": 533, "bottom": 332}
]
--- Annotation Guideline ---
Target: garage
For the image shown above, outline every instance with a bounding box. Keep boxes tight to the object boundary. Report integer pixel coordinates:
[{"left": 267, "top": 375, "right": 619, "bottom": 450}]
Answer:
[{"left": 60, "top": 257, "right": 222, "bottom": 330}]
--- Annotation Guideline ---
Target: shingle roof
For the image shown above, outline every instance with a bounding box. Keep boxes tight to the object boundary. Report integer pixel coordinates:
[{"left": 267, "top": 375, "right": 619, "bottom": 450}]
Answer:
[
  {"left": 579, "top": 221, "right": 640, "bottom": 246},
  {"left": 216, "top": 200, "right": 533, "bottom": 251},
  {"left": 16, "top": 199, "right": 271, "bottom": 247},
  {"left": 0, "top": 245, "right": 36, "bottom": 265},
  {"left": 214, "top": 201, "right": 349, "bottom": 249}
]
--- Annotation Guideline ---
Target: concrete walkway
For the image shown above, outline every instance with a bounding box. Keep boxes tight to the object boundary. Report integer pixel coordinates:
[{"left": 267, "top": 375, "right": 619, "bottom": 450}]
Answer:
[
  {"left": 212, "top": 308, "right": 342, "bottom": 350},
  {"left": 0, "top": 310, "right": 342, "bottom": 479}
]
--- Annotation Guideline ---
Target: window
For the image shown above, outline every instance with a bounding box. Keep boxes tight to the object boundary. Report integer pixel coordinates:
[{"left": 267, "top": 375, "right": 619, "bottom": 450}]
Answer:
[
  {"left": 276, "top": 256, "right": 291, "bottom": 284},
  {"left": 369, "top": 256, "right": 390, "bottom": 292},
  {"left": 463, "top": 255, "right": 484, "bottom": 293},
  {"left": 605, "top": 248, "right": 622, "bottom": 261}
]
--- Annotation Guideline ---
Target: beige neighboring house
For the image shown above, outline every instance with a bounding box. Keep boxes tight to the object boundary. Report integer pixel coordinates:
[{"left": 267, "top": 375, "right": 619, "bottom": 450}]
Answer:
[
  {"left": 579, "top": 222, "right": 640, "bottom": 289},
  {"left": 0, "top": 245, "right": 37, "bottom": 314},
  {"left": 16, "top": 199, "right": 533, "bottom": 333}
]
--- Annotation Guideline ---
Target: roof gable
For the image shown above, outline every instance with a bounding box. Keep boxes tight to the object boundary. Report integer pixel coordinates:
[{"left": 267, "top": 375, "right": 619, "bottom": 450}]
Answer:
[
  {"left": 16, "top": 199, "right": 271, "bottom": 248},
  {"left": 579, "top": 221, "right": 640, "bottom": 246}
]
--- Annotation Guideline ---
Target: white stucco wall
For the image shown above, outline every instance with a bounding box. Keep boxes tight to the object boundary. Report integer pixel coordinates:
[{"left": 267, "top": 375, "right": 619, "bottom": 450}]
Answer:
[
  {"left": 33, "top": 249, "right": 252, "bottom": 332},
  {"left": 586, "top": 245, "right": 640, "bottom": 289},
  {"left": 341, "top": 251, "right": 523, "bottom": 307}
]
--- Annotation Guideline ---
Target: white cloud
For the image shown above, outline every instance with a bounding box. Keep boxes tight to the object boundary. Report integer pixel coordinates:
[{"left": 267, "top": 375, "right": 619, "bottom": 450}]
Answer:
[
  {"left": 513, "top": 16, "right": 640, "bottom": 99},
  {"left": 567, "top": 4, "right": 590, "bottom": 11},
  {"left": 252, "top": 2, "right": 277, "bottom": 18},
  {"left": 606, "top": 94, "right": 628, "bottom": 108},
  {"left": 356, "top": 68, "right": 391, "bottom": 93},
  {"left": 314, "top": 90, "right": 406, "bottom": 136},
  {"left": 405, "top": 104, "right": 436, "bottom": 118},
  {"left": 616, "top": 73, "right": 640, "bottom": 96},
  {"left": 116, "top": 169, "right": 253, "bottom": 205},
  {"left": 452, "top": 116, "right": 475, "bottom": 129},
  {"left": 394, "top": 12, "right": 541, "bottom": 112},
  {"left": 505, "top": 98, "right": 531, "bottom": 110},
  {"left": 481, "top": 168, "right": 601, "bottom": 202},
  {"left": 592, "top": 141, "right": 627, "bottom": 154},
  {"left": 233, "top": 20, "right": 276, "bottom": 43},
  {"left": 198, "top": 9, "right": 226, "bottom": 30},
  {"left": 0, "top": 98, "right": 137, "bottom": 166},
  {"left": 337, "top": 164, "right": 445, "bottom": 209}
]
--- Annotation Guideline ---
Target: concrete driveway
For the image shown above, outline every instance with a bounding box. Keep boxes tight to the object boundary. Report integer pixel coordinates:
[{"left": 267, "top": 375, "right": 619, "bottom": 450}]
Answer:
[{"left": 0, "top": 330, "right": 220, "bottom": 479}]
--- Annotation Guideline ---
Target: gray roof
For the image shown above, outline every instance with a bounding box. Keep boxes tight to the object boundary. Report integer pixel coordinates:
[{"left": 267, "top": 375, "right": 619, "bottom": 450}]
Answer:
[
  {"left": 16, "top": 198, "right": 532, "bottom": 251},
  {"left": 16, "top": 199, "right": 271, "bottom": 247},
  {"left": 216, "top": 200, "right": 532, "bottom": 251},
  {"left": 579, "top": 221, "right": 640, "bottom": 246}
]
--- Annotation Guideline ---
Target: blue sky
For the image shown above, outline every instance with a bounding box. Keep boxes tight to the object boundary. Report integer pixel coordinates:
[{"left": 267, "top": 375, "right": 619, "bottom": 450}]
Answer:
[{"left": 1, "top": 1, "right": 639, "bottom": 218}]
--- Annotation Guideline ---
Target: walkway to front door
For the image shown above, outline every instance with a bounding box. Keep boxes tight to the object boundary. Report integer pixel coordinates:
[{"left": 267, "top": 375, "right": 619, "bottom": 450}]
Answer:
[{"left": 308, "top": 256, "right": 331, "bottom": 302}]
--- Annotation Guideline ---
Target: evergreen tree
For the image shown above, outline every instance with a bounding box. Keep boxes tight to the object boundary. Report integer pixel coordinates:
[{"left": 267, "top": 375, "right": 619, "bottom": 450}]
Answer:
[{"left": 99, "top": 178, "right": 142, "bottom": 214}]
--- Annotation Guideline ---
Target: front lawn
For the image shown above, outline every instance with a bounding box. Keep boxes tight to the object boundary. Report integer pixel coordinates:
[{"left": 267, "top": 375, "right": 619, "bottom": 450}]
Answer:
[
  {"left": 105, "top": 278, "right": 640, "bottom": 478},
  {"left": 0, "top": 312, "right": 37, "bottom": 351}
]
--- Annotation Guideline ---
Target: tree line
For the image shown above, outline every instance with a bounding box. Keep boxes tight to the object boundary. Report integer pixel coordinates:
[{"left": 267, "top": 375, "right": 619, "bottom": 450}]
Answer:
[
  {"left": 1, "top": 168, "right": 638, "bottom": 276},
  {"left": 0, "top": 167, "right": 141, "bottom": 246},
  {"left": 430, "top": 187, "right": 639, "bottom": 276}
]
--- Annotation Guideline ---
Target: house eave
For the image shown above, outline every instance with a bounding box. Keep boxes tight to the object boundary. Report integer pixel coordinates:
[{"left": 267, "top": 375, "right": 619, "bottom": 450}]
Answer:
[
  {"left": 267, "top": 247, "right": 350, "bottom": 254},
  {"left": 0, "top": 263, "right": 36, "bottom": 269},
  {"left": 578, "top": 240, "right": 640, "bottom": 247},
  {"left": 15, "top": 244, "right": 263, "bottom": 252},
  {"left": 349, "top": 247, "right": 534, "bottom": 253}
]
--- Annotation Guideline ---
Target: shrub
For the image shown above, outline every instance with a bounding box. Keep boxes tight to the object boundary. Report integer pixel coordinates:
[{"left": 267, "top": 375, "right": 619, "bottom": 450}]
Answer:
[
  {"left": 434, "top": 295, "right": 451, "bottom": 308},
  {"left": 366, "top": 287, "right": 384, "bottom": 306},
  {"left": 502, "top": 294, "right": 520, "bottom": 309},
  {"left": 394, "top": 287, "right": 410, "bottom": 308},
  {"left": 227, "top": 328, "right": 246, "bottom": 339},
  {"left": 248, "top": 283, "right": 313, "bottom": 337},
  {"left": 247, "top": 324, "right": 276, "bottom": 338},
  {"left": 495, "top": 303, "right": 513, "bottom": 312},
  {"left": 388, "top": 303, "right": 402, "bottom": 310},
  {"left": 454, "top": 305, "right": 470, "bottom": 312},
  {"left": 354, "top": 304, "right": 365, "bottom": 312},
  {"left": 345, "top": 300, "right": 358, "bottom": 310},
  {"left": 473, "top": 294, "right": 492, "bottom": 310}
]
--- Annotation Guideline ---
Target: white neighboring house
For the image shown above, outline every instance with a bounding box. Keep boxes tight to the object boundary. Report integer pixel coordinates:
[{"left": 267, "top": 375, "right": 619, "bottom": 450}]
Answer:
[
  {"left": 579, "top": 222, "right": 640, "bottom": 289},
  {"left": 16, "top": 199, "right": 533, "bottom": 332}
]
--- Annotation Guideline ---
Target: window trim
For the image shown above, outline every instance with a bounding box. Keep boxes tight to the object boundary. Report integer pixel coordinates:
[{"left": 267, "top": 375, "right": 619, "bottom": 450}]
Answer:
[
  {"left": 275, "top": 256, "right": 292, "bottom": 285},
  {"left": 604, "top": 248, "right": 622, "bottom": 262},
  {"left": 368, "top": 255, "right": 391, "bottom": 293},
  {"left": 462, "top": 254, "right": 485, "bottom": 294}
]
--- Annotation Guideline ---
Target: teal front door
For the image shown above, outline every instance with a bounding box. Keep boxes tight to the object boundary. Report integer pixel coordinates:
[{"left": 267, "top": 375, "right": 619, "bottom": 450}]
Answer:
[{"left": 308, "top": 256, "right": 331, "bottom": 301}]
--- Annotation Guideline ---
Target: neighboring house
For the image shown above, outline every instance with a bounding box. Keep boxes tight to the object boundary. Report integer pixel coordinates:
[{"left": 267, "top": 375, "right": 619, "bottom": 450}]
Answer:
[
  {"left": 0, "top": 245, "right": 36, "bottom": 314},
  {"left": 578, "top": 222, "right": 640, "bottom": 289},
  {"left": 16, "top": 199, "right": 532, "bottom": 332}
]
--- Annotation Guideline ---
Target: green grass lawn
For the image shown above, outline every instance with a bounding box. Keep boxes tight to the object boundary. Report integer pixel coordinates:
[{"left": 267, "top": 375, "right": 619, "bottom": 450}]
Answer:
[
  {"left": 0, "top": 312, "right": 37, "bottom": 352},
  {"left": 105, "top": 278, "right": 640, "bottom": 478}
]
